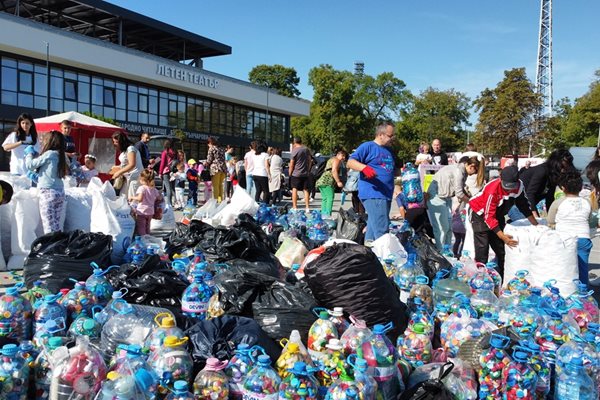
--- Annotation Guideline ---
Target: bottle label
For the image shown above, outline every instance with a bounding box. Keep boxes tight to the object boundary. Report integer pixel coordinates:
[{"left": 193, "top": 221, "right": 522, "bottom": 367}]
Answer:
[
  {"left": 373, "top": 365, "right": 396, "bottom": 381},
  {"left": 242, "top": 392, "right": 278, "bottom": 400},
  {"left": 181, "top": 300, "right": 208, "bottom": 313}
]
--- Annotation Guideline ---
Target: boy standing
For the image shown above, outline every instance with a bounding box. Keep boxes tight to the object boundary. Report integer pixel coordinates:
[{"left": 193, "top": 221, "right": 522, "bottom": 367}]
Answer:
[{"left": 187, "top": 159, "right": 199, "bottom": 206}]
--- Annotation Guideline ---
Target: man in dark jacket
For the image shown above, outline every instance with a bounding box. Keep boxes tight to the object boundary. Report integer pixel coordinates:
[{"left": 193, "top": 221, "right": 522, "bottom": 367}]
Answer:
[
  {"left": 429, "top": 138, "right": 449, "bottom": 165},
  {"left": 468, "top": 166, "right": 538, "bottom": 277}
]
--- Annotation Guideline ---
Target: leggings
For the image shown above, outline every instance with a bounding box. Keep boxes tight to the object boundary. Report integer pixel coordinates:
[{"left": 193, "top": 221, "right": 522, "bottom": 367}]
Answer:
[
  {"left": 226, "top": 180, "right": 233, "bottom": 199},
  {"left": 253, "top": 176, "right": 270, "bottom": 203},
  {"left": 39, "top": 188, "right": 65, "bottom": 234},
  {"left": 135, "top": 213, "right": 152, "bottom": 236},
  {"left": 211, "top": 172, "right": 226, "bottom": 202}
]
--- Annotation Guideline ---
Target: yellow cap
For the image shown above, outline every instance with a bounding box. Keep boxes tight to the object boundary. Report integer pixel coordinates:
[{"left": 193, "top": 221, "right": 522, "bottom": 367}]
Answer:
[
  {"left": 288, "top": 343, "right": 299, "bottom": 353},
  {"left": 164, "top": 336, "right": 188, "bottom": 347},
  {"left": 162, "top": 317, "right": 175, "bottom": 328},
  {"left": 107, "top": 371, "right": 120, "bottom": 381}
]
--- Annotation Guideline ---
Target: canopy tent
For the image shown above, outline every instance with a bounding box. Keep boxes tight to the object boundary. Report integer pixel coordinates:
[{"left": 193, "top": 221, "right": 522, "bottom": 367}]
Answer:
[{"left": 34, "top": 111, "right": 127, "bottom": 177}]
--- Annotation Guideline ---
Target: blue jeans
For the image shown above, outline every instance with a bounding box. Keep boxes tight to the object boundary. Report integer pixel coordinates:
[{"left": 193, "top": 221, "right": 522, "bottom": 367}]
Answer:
[
  {"left": 577, "top": 238, "right": 592, "bottom": 285},
  {"left": 246, "top": 174, "right": 255, "bottom": 198},
  {"left": 426, "top": 181, "right": 453, "bottom": 250},
  {"left": 363, "top": 198, "right": 391, "bottom": 242}
]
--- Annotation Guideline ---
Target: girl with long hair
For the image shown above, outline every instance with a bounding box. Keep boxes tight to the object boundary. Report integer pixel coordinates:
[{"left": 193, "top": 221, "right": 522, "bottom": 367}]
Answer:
[
  {"left": 158, "top": 139, "right": 176, "bottom": 205},
  {"left": 205, "top": 137, "right": 228, "bottom": 202},
  {"left": 110, "top": 131, "right": 143, "bottom": 197},
  {"left": 2, "top": 113, "right": 40, "bottom": 176},
  {"left": 25, "top": 130, "right": 67, "bottom": 233}
]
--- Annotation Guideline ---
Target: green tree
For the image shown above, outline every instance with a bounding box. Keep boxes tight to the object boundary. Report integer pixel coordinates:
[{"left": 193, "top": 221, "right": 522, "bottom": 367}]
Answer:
[
  {"left": 291, "top": 64, "right": 410, "bottom": 154},
  {"left": 560, "top": 70, "right": 600, "bottom": 147},
  {"left": 473, "top": 68, "right": 541, "bottom": 157},
  {"left": 396, "top": 88, "right": 471, "bottom": 161},
  {"left": 248, "top": 64, "right": 301, "bottom": 98}
]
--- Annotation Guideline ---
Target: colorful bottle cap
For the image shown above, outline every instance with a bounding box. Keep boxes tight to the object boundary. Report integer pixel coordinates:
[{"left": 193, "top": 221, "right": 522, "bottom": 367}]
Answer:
[
  {"left": 107, "top": 371, "right": 120, "bottom": 381},
  {"left": 326, "top": 338, "right": 343, "bottom": 351},
  {"left": 173, "top": 380, "right": 188, "bottom": 392},
  {"left": 48, "top": 337, "right": 63, "bottom": 349},
  {"left": 331, "top": 307, "right": 344, "bottom": 316},
  {"left": 161, "top": 316, "right": 176, "bottom": 328},
  {"left": 319, "top": 311, "right": 329, "bottom": 319},
  {"left": 287, "top": 343, "right": 299, "bottom": 353},
  {"left": 257, "top": 354, "right": 271, "bottom": 365},
  {"left": 1, "top": 344, "right": 17, "bottom": 356},
  {"left": 291, "top": 361, "right": 307, "bottom": 375},
  {"left": 135, "top": 369, "right": 155, "bottom": 391},
  {"left": 82, "top": 319, "right": 96, "bottom": 331},
  {"left": 412, "top": 323, "right": 426, "bottom": 334}
]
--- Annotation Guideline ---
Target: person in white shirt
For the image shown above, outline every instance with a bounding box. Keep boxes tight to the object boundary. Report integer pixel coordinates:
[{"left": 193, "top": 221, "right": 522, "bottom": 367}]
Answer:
[
  {"left": 547, "top": 170, "right": 594, "bottom": 284},
  {"left": 415, "top": 143, "right": 432, "bottom": 165},
  {"left": 2, "top": 113, "right": 41, "bottom": 176},
  {"left": 251, "top": 141, "right": 271, "bottom": 203},
  {"left": 244, "top": 141, "right": 256, "bottom": 197}
]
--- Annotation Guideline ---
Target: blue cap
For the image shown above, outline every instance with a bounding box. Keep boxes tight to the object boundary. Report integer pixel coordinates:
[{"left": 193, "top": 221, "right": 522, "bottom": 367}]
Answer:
[
  {"left": 372, "top": 324, "right": 385, "bottom": 335},
  {"left": 291, "top": 361, "right": 307, "bottom": 374},
  {"left": 173, "top": 380, "right": 188, "bottom": 392},
  {"left": 355, "top": 358, "right": 368, "bottom": 370},
  {"left": 135, "top": 369, "right": 156, "bottom": 391},
  {"left": 1, "top": 344, "right": 18, "bottom": 356},
  {"left": 257, "top": 354, "right": 271, "bottom": 365}
]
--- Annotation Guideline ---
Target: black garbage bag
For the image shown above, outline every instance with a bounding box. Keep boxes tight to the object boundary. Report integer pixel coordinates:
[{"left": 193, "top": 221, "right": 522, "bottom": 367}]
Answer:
[
  {"left": 304, "top": 243, "right": 407, "bottom": 339},
  {"left": 185, "top": 315, "right": 281, "bottom": 376},
  {"left": 220, "top": 259, "right": 283, "bottom": 280},
  {"left": 399, "top": 362, "right": 456, "bottom": 400},
  {"left": 214, "top": 270, "right": 317, "bottom": 341},
  {"left": 164, "top": 220, "right": 215, "bottom": 258},
  {"left": 335, "top": 207, "right": 366, "bottom": 244},
  {"left": 105, "top": 255, "right": 189, "bottom": 324},
  {"left": 23, "top": 230, "right": 112, "bottom": 292},
  {"left": 409, "top": 233, "right": 452, "bottom": 281}
]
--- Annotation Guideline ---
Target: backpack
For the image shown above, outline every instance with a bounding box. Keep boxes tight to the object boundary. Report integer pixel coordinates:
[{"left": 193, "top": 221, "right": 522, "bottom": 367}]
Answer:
[{"left": 312, "top": 160, "right": 328, "bottom": 182}]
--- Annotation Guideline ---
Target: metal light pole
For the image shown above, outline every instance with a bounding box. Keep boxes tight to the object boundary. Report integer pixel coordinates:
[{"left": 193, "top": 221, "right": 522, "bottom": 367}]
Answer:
[
  {"left": 43, "top": 41, "right": 50, "bottom": 116},
  {"left": 265, "top": 84, "right": 270, "bottom": 140}
]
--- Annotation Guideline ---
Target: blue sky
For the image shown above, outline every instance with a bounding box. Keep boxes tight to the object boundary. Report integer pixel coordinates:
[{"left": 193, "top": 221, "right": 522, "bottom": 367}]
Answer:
[{"left": 113, "top": 0, "right": 600, "bottom": 105}]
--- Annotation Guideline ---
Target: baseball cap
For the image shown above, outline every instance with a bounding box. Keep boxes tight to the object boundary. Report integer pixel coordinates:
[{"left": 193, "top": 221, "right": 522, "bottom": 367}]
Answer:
[
  {"left": 187, "top": 158, "right": 197, "bottom": 165},
  {"left": 500, "top": 165, "right": 519, "bottom": 190}
]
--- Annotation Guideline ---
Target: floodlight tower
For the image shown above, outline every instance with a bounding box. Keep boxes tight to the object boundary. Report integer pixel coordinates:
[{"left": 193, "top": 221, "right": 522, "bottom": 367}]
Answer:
[{"left": 536, "top": 0, "right": 553, "bottom": 117}]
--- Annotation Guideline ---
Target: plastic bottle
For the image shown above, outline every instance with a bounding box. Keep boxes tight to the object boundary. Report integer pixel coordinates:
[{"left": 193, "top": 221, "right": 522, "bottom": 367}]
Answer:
[
  {"left": 539, "top": 283, "right": 567, "bottom": 315},
  {"left": 469, "top": 263, "right": 495, "bottom": 293},
  {"left": 397, "top": 322, "right": 433, "bottom": 368},
  {"left": 358, "top": 322, "right": 403, "bottom": 400},
  {"left": 407, "top": 275, "right": 433, "bottom": 314},
  {"left": 171, "top": 258, "right": 190, "bottom": 282},
  {"left": 97, "top": 371, "right": 139, "bottom": 400},
  {"left": 328, "top": 307, "right": 350, "bottom": 337},
  {"left": 124, "top": 235, "right": 145, "bottom": 264},
  {"left": 0, "top": 344, "right": 29, "bottom": 399},
  {"left": 60, "top": 280, "right": 97, "bottom": 324},
  {"left": 477, "top": 334, "right": 511, "bottom": 399},
  {"left": 339, "top": 316, "right": 372, "bottom": 356},
  {"left": 241, "top": 354, "right": 281, "bottom": 400},
  {"left": 395, "top": 253, "right": 424, "bottom": 303},
  {"left": 228, "top": 344, "right": 264, "bottom": 399},
  {"left": 470, "top": 287, "right": 499, "bottom": 318},
  {"left": 307, "top": 311, "right": 339, "bottom": 363},
  {"left": 144, "top": 313, "right": 185, "bottom": 353},
  {"left": 181, "top": 272, "right": 213, "bottom": 321},
  {"left": 317, "top": 338, "right": 346, "bottom": 388},
  {"left": 276, "top": 331, "right": 313, "bottom": 380},
  {"left": 432, "top": 273, "right": 471, "bottom": 308},
  {"left": 192, "top": 357, "right": 229, "bottom": 399},
  {"left": 401, "top": 162, "right": 423, "bottom": 204},
  {"left": 147, "top": 335, "right": 193, "bottom": 394},
  {"left": 23, "top": 280, "right": 51, "bottom": 309},
  {"left": 33, "top": 293, "right": 66, "bottom": 335},
  {"left": 567, "top": 298, "right": 596, "bottom": 334},
  {"left": 94, "top": 288, "right": 128, "bottom": 325},
  {"left": 186, "top": 250, "right": 206, "bottom": 282},
  {"left": 351, "top": 357, "right": 378, "bottom": 400},
  {"left": 506, "top": 270, "right": 532, "bottom": 295},
  {"left": 278, "top": 361, "right": 319, "bottom": 400},
  {"left": 519, "top": 340, "right": 552, "bottom": 400},
  {"left": 34, "top": 336, "right": 63, "bottom": 400},
  {"left": 183, "top": 200, "right": 196, "bottom": 221},
  {"left": 441, "top": 244, "right": 455, "bottom": 261},
  {"left": 554, "top": 356, "right": 597, "bottom": 400},
  {"left": 165, "top": 380, "right": 195, "bottom": 400},
  {"left": 0, "top": 283, "right": 33, "bottom": 342},
  {"left": 308, "top": 212, "right": 328, "bottom": 241},
  {"left": 407, "top": 297, "right": 434, "bottom": 339},
  {"left": 324, "top": 370, "right": 360, "bottom": 400},
  {"left": 484, "top": 261, "right": 502, "bottom": 296},
  {"left": 85, "top": 262, "right": 119, "bottom": 306},
  {"left": 501, "top": 347, "right": 538, "bottom": 400},
  {"left": 534, "top": 308, "right": 579, "bottom": 357},
  {"left": 555, "top": 331, "right": 598, "bottom": 379},
  {"left": 68, "top": 312, "right": 102, "bottom": 339},
  {"left": 506, "top": 297, "right": 542, "bottom": 340},
  {"left": 285, "top": 263, "right": 301, "bottom": 285}
]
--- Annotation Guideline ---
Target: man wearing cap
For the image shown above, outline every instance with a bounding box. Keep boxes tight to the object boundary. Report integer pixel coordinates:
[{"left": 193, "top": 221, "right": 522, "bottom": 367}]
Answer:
[{"left": 468, "top": 165, "right": 538, "bottom": 277}]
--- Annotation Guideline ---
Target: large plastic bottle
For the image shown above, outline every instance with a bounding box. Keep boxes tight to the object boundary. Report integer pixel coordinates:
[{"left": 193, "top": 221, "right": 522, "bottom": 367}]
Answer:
[
  {"left": 227, "top": 344, "right": 264, "bottom": 399},
  {"left": 165, "top": 380, "right": 195, "bottom": 400},
  {"left": 278, "top": 361, "right": 319, "bottom": 400},
  {"left": 33, "top": 293, "right": 66, "bottom": 335},
  {"left": 144, "top": 313, "right": 185, "bottom": 353},
  {"left": 339, "top": 316, "right": 372, "bottom": 356},
  {"left": 358, "top": 322, "right": 403, "bottom": 400},
  {"left": 395, "top": 253, "right": 424, "bottom": 303},
  {"left": 33, "top": 336, "right": 63, "bottom": 400},
  {"left": 96, "top": 371, "right": 140, "bottom": 400},
  {"left": 307, "top": 311, "right": 339, "bottom": 363},
  {"left": 192, "top": 357, "right": 229, "bottom": 399},
  {"left": 397, "top": 322, "right": 433, "bottom": 368},
  {"left": 60, "top": 280, "right": 97, "bottom": 324},
  {"left": 0, "top": 283, "right": 33, "bottom": 342},
  {"left": 407, "top": 275, "right": 433, "bottom": 314},
  {"left": 94, "top": 288, "right": 128, "bottom": 325},
  {"left": 0, "top": 344, "right": 29, "bottom": 399},
  {"left": 351, "top": 357, "right": 378, "bottom": 400},
  {"left": 85, "top": 262, "right": 119, "bottom": 306},
  {"left": 484, "top": 261, "right": 502, "bottom": 296},
  {"left": 506, "top": 297, "right": 542, "bottom": 340},
  {"left": 181, "top": 272, "right": 213, "bottom": 321},
  {"left": 124, "top": 235, "right": 145, "bottom": 264},
  {"left": 317, "top": 338, "right": 346, "bottom": 388},
  {"left": 327, "top": 307, "right": 350, "bottom": 337},
  {"left": 324, "top": 370, "right": 360, "bottom": 400},
  {"left": 110, "top": 344, "right": 159, "bottom": 399},
  {"left": 23, "top": 280, "right": 51, "bottom": 309},
  {"left": 501, "top": 347, "right": 538, "bottom": 400},
  {"left": 407, "top": 297, "right": 434, "bottom": 339},
  {"left": 186, "top": 250, "right": 206, "bottom": 279},
  {"left": 401, "top": 162, "right": 423, "bottom": 204},
  {"left": 477, "top": 334, "right": 511, "bottom": 399},
  {"left": 470, "top": 286, "right": 499, "bottom": 318},
  {"left": 147, "top": 336, "right": 193, "bottom": 395},
  {"left": 505, "top": 270, "right": 532, "bottom": 295},
  {"left": 554, "top": 356, "right": 597, "bottom": 400},
  {"left": 555, "top": 331, "right": 597, "bottom": 379},
  {"left": 68, "top": 312, "right": 101, "bottom": 339},
  {"left": 276, "top": 331, "right": 313, "bottom": 379},
  {"left": 241, "top": 354, "right": 281, "bottom": 400}
]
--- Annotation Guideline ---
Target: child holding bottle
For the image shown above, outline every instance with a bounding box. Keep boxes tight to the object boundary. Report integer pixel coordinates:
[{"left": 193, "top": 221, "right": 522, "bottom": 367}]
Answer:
[{"left": 128, "top": 169, "right": 163, "bottom": 236}]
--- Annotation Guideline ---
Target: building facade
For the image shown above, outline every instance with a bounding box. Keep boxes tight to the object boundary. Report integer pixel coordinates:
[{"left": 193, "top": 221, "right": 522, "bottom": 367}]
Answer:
[{"left": 0, "top": 0, "right": 309, "bottom": 169}]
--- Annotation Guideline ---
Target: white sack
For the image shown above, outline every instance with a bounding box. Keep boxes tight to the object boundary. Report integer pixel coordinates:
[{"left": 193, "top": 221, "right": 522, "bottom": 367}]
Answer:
[
  {"left": 372, "top": 233, "right": 407, "bottom": 262},
  {"left": 150, "top": 201, "right": 176, "bottom": 232},
  {"left": 64, "top": 188, "right": 93, "bottom": 232},
  {"left": 211, "top": 186, "right": 259, "bottom": 227},
  {"left": 193, "top": 199, "right": 219, "bottom": 220}
]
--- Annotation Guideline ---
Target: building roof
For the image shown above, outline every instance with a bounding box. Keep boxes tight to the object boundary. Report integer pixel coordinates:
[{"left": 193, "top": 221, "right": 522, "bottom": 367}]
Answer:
[{"left": 0, "top": 0, "right": 231, "bottom": 63}]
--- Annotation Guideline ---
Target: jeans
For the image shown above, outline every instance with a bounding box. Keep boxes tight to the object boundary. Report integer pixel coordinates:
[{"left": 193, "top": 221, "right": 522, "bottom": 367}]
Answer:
[
  {"left": 319, "top": 185, "right": 335, "bottom": 216},
  {"left": 246, "top": 174, "right": 255, "bottom": 198},
  {"left": 363, "top": 198, "right": 391, "bottom": 242},
  {"left": 162, "top": 174, "right": 173, "bottom": 206},
  {"left": 427, "top": 193, "right": 453, "bottom": 251},
  {"left": 577, "top": 237, "right": 593, "bottom": 285},
  {"left": 508, "top": 205, "right": 526, "bottom": 222}
]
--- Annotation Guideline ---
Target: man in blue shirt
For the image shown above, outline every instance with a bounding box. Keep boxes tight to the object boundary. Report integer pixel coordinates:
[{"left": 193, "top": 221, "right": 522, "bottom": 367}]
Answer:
[{"left": 347, "top": 121, "right": 397, "bottom": 243}]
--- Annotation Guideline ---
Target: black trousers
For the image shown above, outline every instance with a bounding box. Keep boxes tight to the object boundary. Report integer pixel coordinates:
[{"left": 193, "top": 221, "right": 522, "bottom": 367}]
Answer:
[
  {"left": 254, "top": 176, "right": 270, "bottom": 203},
  {"left": 473, "top": 229, "right": 505, "bottom": 278}
]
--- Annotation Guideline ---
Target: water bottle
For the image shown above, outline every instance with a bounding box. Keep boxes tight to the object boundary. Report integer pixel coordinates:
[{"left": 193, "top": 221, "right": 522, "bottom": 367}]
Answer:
[
  {"left": 241, "top": 354, "right": 281, "bottom": 400},
  {"left": 0, "top": 344, "right": 29, "bottom": 399},
  {"left": 276, "top": 331, "right": 313, "bottom": 380},
  {"left": 567, "top": 297, "right": 596, "bottom": 334},
  {"left": 60, "top": 280, "right": 97, "bottom": 324},
  {"left": 328, "top": 307, "right": 350, "bottom": 337},
  {"left": 0, "top": 283, "right": 33, "bottom": 342},
  {"left": 227, "top": 344, "right": 264, "bottom": 399},
  {"left": 519, "top": 340, "right": 552, "bottom": 400},
  {"left": 484, "top": 261, "right": 502, "bottom": 296},
  {"left": 186, "top": 250, "right": 206, "bottom": 281},
  {"left": 506, "top": 270, "right": 532, "bottom": 294},
  {"left": 33, "top": 293, "right": 66, "bottom": 335},
  {"left": 397, "top": 322, "right": 432, "bottom": 368},
  {"left": 407, "top": 297, "right": 434, "bottom": 339},
  {"left": 470, "top": 287, "right": 499, "bottom": 318},
  {"left": 316, "top": 338, "right": 346, "bottom": 388},
  {"left": 183, "top": 200, "right": 196, "bottom": 221},
  {"left": 502, "top": 347, "right": 538, "bottom": 400},
  {"left": 68, "top": 312, "right": 102, "bottom": 339},
  {"left": 339, "top": 316, "right": 372, "bottom": 356},
  {"left": 469, "top": 263, "right": 495, "bottom": 293},
  {"left": 395, "top": 253, "right": 424, "bottom": 303},
  {"left": 324, "top": 370, "right": 360, "bottom": 400},
  {"left": 401, "top": 162, "right": 423, "bottom": 204},
  {"left": 97, "top": 371, "right": 139, "bottom": 400},
  {"left": 94, "top": 288, "right": 128, "bottom": 325},
  {"left": 144, "top": 313, "right": 185, "bottom": 353},
  {"left": 165, "top": 380, "right": 194, "bottom": 400},
  {"left": 535, "top": 308, "right": 579, "bottom": 357},
  {"left": 348, "top": 356, "right": 378, "bottom": 400},
  {"left": 256, "top": 203, "right": 269, "bottom": 224},
  {"left": 181, "top": 273, "right": 213, "bottom": 321},
  {"left": 23, "top": 280, "right": 51, "bottom": 309},
  {"left": 171, "top": 258, "right": 190, "bottom": 282},
  {"left": 358, "top": 322, "right": 403, "bottom": 400},
  {"left": 555, "top": 331, "right": 598, "bottom": 380},
  {"left": 308, "top": 211, "right": 328, "bottom": 241},
  {"left": 554, "top": 356, "right": 597, "bottom": 400},
  {"left": 147, "top": 336, "right": 193, "bottom": 394},
  {"left": 307, "top": 311, "right": 339, "bottom": 363},
  {"left": 407, "top": 275, "right": 433, "bottom": 314},
  {"left": 124, "top": 235, "right": 145, "bottom": 263},
  {"left": 110, "top": 344, "right": 159, "bottom": 398},
  {"left": 192, "top": 357, "right": 229, "bottom": 399},
  {"left": 85, "top": 262, "right": 119, "bottom": 306},
  {"left": 506, "top": 297, "right": 542, "bottom": 340},
  {"left": 477, "top": 334, "right": 511, "bottom": 399},
  {"left": 278, "top": 361, "right": 319, "bottom": 400},
  {"left": 34, "top": 336, "right": 63, "bottom": 400},
  {"left": 539, "top": 282, "right": 567, "bottom": 314}
]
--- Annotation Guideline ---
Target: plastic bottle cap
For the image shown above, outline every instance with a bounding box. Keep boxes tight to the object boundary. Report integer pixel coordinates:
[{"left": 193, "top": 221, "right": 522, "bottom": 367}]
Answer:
[
  {"left": 173, "top": 380, "right": 188, "bottom": 391},
  {"left": 163, "top": 336, "right": 183, "bottom": 347},
  {"left": 134, "top": 369, "right": 155, "bottom": 391},
  {"left": 257, "top": 354, "right": 271, "bottom": 365},
  {"left": 291, "top": 263, "right": 300, "bottom": 271},
  {"left": 48, "top": 337, "right": 63, "bottom": 349},
  {"left": 356, "top": 358, "right": 368, "bottom": 369},
  {"left": 112, "top": 291, "right": 124, "bottom": 299},
  {"left": 107, "top": 371, "right": 120, "bottom": 381},
  {"left": 331, "top": 307, "right": 344, "bottom": 316},
  {"left": 161, "top": 317, "right": 175, "bottom": 328},
  {"left": 126, "top": 344, "right": 142, "bottom": 356},
  {"left": 372, "top": 324, "right": 385, "bottom": 335},
  {"left": 1, "top": 344, "right": 17, "bottom": 356},
  {"left": 319, "top": 311, "right": 329, "bottom": 319},
  {"left": 412, "top": 323, "right": 426, "bottom": 334},
  {"left": 292, "top": 361, "right": 307, "bottom": 374},
  {"left": 205, "top": 358, "right": 221, "bottom": 368},
  {"left": 237, "top": 343, "right": 250, "bottom": 350},
  {"left": 326, "top": 338, "right": 343, "bottom": 350},
  {"left": 287, "top": 343, "right": 299, "bottom": 352}
]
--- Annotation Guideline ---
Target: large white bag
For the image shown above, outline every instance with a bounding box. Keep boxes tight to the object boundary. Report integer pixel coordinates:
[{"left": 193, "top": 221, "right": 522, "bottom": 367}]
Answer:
[
  {"left": 371, "top": 233, "right": 407, "bottom": 262},
  {"left": 9, "top": 188, "right": 43, "bottom": 269},
  {"left": 211, "top": 186, "right": 259, "bottom": 227},
  {"left": 64, "top": 188, "right": 93, "bottom": 232},
  {"left": 90, "top": 181, "right": 135, "bottom": 263},
  {"left": 151, "top": 201, "right": 176, "bottom": 232}
]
